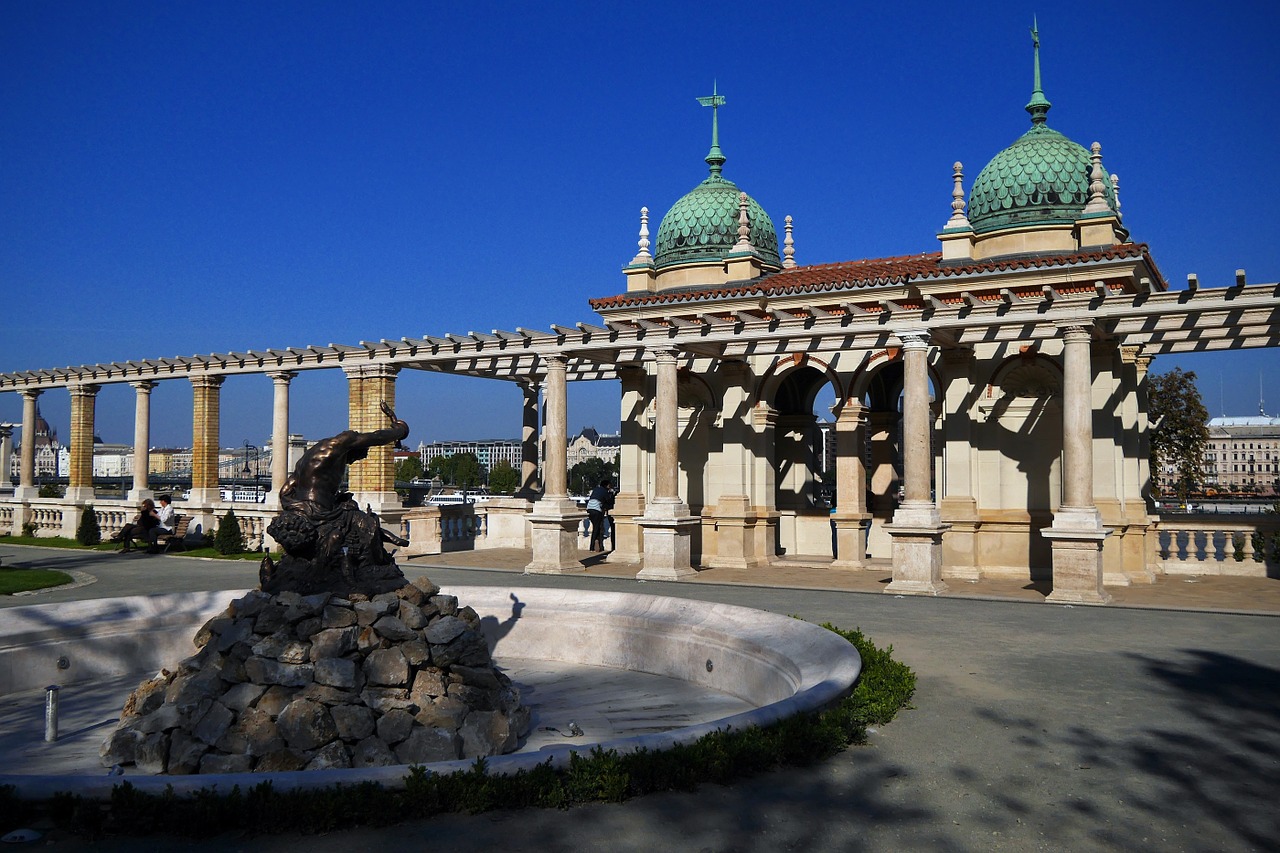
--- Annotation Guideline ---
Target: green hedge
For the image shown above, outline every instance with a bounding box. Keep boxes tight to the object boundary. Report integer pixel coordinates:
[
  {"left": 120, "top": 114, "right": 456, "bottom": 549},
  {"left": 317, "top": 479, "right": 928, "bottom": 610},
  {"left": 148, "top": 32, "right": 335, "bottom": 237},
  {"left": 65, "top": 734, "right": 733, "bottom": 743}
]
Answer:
[{"left": 0, "top": 624, "right": 914, "bottom": 839}]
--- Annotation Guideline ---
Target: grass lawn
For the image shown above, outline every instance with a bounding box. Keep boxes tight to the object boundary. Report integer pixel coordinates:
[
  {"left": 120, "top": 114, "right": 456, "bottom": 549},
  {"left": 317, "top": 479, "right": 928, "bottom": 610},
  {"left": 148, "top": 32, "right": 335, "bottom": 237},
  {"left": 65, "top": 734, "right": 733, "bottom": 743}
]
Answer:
[
  {"left": 0, "top": 536, "right": 267, "bottom": 561},
  {"left": 0, "top": 566, "right": 74, "bottom": 595}
]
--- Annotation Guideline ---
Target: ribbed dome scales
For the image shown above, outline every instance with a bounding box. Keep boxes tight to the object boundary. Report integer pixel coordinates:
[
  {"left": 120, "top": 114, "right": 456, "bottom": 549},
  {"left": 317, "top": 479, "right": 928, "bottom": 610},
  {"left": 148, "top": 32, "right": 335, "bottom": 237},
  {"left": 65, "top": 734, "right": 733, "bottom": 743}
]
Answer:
[
  {"left": 967, "top": 124, "right": 1116, "bottom": 234},
  {"left": 654, "top": 174, "right": 780, "bottom": 269}
]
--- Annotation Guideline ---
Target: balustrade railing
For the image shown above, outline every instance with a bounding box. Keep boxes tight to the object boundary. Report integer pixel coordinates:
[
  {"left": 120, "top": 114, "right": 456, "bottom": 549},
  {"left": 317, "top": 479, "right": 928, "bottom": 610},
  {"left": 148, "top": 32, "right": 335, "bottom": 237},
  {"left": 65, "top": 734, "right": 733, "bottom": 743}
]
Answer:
[{"left": 1149, "top": 514, "right": 1280, "bottom": 576}]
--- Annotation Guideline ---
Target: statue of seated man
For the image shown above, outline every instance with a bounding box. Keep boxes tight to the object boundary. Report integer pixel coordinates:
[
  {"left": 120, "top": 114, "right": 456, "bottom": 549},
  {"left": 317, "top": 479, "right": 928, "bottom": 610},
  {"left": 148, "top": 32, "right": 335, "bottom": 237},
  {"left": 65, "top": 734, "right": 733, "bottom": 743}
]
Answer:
[{"left": 266, "top": 401, "right": 410, "bottom": 588}]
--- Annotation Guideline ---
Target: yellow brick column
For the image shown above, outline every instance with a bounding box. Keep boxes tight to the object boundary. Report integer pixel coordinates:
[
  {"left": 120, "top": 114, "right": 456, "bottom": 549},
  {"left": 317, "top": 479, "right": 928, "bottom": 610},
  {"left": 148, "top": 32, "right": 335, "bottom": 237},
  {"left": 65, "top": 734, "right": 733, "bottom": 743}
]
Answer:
[
  {"left": 189, "top": 375, "right": 224, "bottom": 506},
  {"left": 66, "top": 383, "right": 100, "bottom": 503},
  {"left": 347, "top": 365, "right": 400, "bottom": 511}
]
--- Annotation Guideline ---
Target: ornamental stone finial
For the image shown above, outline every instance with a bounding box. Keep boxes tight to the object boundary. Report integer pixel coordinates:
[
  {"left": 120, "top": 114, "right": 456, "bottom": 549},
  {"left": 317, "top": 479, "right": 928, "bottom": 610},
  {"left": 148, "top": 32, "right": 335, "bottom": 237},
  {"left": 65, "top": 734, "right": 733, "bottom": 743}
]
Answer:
[
  {"left": 1110, "top": 173, "right": 1122, "bottom": 220},
  {"left": 630, "top": 206, "right": 653, "bottom": 265},
  {"left": 1082, "top": 141, "right": 1111, "bottom": 216},
  {"left": 782, "top": 215, "right": 796, "bottom": 268},
  {"left": 734, "top": 191, "right": 753, "bottom": 250},
  {"left": 945, "top": 161, "right": 971, "bottom": 230}
]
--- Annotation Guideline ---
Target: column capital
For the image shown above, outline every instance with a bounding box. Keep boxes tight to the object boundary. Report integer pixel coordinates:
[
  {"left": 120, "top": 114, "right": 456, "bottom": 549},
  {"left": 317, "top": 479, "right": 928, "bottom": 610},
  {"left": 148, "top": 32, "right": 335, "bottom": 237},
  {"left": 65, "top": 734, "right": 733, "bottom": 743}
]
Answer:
[
  {"left": 1057, "top": 322, "right": 1095, "bottom": 343},
  {"left": 190, "top": 374, "right": 225, "bottom": 389},
  {"left": 0, "top": 423, "right": 14, "bottom": 438},
  {"left": 19, "top": 388, "right": 42, "bottom": 402},
  {"left": 130, "top": 379, "right": 159, "bottom": 393},
  {"left": 68, "top": 383, "right": 101, "bottom": 398},
  {"left": 894, "top": 330, "right": 931, "bottom": 350},
  {"left": 650, "top": 347, "right": 680, "bottom": 365},
  {"left": 267, "top": 370, "right": 298, "bottom": 384},
  {"left": 833, "top": 400, "right": 867, "bottom": 427},
  {"left": 342, "top": 364, "right": 399, "bottom": 380},
  {"left": 517, "top": 376, "right": 541, "bottom": 392}
]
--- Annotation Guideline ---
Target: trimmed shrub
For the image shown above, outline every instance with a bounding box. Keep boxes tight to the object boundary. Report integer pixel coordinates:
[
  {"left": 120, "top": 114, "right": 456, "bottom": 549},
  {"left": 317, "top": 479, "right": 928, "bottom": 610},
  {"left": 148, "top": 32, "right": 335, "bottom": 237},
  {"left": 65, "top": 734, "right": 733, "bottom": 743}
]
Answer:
[
  {"left": 75, "top": 505, "right": 102, "bottom": 546},
  {"left": 213, "top": 509, "right": 245, "bottom": 555}
]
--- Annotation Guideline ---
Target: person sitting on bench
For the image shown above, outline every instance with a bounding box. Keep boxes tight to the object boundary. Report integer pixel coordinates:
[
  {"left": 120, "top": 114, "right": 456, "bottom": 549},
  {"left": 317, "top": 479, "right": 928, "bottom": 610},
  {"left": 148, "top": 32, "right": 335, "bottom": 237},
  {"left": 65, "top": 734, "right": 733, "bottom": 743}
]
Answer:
[{"left": 147, "top": 494, "right": 176, "bottom": 553}]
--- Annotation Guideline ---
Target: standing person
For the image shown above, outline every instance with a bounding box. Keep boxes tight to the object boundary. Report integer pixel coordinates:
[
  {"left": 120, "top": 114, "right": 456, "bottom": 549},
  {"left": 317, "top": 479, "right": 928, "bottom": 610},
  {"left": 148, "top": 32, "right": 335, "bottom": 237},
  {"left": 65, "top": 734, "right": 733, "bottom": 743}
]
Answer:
[
  {"left": 586, "top": 478, "right": 613, "bottom": 552},
  {"left": 114, "top": 498, "right": 159, "bottom": 553},
  {"left": 148, "top": 494, "right": 176, "bottom": 553}
]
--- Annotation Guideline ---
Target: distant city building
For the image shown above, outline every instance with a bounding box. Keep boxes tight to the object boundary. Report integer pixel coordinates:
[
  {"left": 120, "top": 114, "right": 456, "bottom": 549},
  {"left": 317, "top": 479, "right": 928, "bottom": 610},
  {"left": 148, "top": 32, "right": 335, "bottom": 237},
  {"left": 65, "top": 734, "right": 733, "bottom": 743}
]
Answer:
[
  {"left": 567, "top": 427, "right": 620, "bottom": 468},
  {"left": 1198, "top": 414, "right": 1280, "bottom": 494},
  {"left": 419, "top": 438, "right": 523, "bottom": 475}
]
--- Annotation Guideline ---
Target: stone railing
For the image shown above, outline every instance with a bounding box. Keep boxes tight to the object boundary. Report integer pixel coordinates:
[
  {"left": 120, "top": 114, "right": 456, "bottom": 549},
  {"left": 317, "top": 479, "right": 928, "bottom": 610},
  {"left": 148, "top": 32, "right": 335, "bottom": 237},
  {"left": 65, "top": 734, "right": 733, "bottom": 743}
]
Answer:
[
  {"left": 1149, "top": 514, "right": 1280, "bottom": 576},
  {"left": 402, "top": 504, "right": 486, "bottom": 556}
]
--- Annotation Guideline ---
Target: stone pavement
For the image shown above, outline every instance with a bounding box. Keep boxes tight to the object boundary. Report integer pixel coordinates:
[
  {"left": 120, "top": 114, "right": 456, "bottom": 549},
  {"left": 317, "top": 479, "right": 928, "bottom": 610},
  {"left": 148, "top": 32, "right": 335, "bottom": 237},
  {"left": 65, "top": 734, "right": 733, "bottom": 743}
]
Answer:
[{"left": 3, "top": 543, "right": 1278, "bottom": 851}]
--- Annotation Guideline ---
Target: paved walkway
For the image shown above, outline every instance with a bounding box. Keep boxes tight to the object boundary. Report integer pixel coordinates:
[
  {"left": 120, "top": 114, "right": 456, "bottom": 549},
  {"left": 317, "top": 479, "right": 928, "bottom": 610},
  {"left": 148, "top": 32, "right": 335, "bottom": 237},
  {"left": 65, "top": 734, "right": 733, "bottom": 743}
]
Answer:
[{"left": 3, "top": 544, "right": 1278, "bottom": 851}]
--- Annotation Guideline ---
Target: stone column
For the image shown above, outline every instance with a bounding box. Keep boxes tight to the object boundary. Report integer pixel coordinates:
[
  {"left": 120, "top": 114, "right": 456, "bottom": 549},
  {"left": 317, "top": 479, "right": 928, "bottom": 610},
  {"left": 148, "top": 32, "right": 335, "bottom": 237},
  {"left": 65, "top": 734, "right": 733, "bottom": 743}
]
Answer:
[
  {"left": 268, "top": 371, "right": 296, "bottom": 506},
  {"left": 704, "top": 360, "right": 761, "bottom": 569},
  {"left": 637, "top": 348, "right": 697, "bottom": 580},
  {"left": 0, "top": 423, "right": 15, "bottom": 495},
  {"left": 128, "top": 381, "right": 157, "bottom": 502},
  {"left": 346, "top": 365, "right": 400, "bottom": 512},
  {"left": 1043, "top": 323, "right": 1111, "bottom": 604},
  {"left": 1117, "top": 346, "right": 1154, "bottom": 582},
  {"left": 517, "top": 378, "right": 541, "bottom": 498},
  {"left": 16, "top": 390, "right": 41, "bottom": 500},
  {"left": 831, "top": 400, "right": 872, "bottom": 570},
  {"left": 610, "top": 365, "right": 650, "bottom": 564},
  {"left": 525, "top": 355, "right": 586, "bottom": 573},
  {"left": 884, "top": 332, "right": 948, "bottom": 595},
  {"left": 66, "top": 383, "right": 100, "bottom": 503},
  {"left": 938, "top": 348, "right": 980, "bottom": 579},
  {"left": 189, "top": 375, "right": 224, "bottom": 507}
]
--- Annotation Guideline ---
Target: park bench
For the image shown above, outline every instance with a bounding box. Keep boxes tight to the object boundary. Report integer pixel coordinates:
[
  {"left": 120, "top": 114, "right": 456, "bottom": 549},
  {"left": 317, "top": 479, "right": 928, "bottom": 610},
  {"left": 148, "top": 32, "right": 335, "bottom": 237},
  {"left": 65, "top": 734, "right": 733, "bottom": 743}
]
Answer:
[{"left": 153, "top": 515, "right": 190, "bottom": 553}]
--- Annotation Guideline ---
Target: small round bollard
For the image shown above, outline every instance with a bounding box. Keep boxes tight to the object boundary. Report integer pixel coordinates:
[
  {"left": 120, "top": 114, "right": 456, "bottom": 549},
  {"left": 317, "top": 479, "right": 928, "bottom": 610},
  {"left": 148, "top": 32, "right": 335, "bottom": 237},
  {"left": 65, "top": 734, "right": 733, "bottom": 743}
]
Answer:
[{"left": 44, "top": 685, "right": 60, "bottom": 742}]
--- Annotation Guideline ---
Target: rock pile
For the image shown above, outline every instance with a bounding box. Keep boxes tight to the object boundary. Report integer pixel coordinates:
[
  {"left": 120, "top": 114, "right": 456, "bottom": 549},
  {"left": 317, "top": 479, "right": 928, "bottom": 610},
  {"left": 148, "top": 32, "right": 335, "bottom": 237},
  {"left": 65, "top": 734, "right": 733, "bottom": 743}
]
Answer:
[{"left": 100, "top": 576, "right": 530, "bottom": 775}]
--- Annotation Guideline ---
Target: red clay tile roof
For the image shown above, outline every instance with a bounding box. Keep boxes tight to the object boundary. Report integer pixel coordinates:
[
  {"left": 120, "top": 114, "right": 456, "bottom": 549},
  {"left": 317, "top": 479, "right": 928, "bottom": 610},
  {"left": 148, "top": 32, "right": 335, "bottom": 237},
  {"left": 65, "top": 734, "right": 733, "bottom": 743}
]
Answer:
[{"left": 590, "top": 243, "right": 1165, "bottom": 310}]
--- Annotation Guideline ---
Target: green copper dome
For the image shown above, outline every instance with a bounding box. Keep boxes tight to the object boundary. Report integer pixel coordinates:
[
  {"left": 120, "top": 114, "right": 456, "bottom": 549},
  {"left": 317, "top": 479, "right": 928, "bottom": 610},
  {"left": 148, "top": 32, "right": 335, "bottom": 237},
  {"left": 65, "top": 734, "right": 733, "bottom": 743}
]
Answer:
[
  {"left": 653, "top": 87, "right": 780, "bottom": 270},
  {"left": 967, "top": 24, "right": 1117, "bottom": 235},
  {"left": 654, "top": 174, "right": 780, "bottom": 269}
]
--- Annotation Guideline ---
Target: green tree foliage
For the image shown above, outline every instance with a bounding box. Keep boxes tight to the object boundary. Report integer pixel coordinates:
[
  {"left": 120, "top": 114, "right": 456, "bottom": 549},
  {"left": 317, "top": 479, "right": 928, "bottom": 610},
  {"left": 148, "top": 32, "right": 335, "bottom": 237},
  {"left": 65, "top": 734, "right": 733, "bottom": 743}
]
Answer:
[
  {"left": 213, "top": 509, "right": 245, "bottom": 555},
  {"left": 427, "top": 453, "right": 483, "bottom": 488},
  {"left": 395, "top": 455, "right": 424, "bottom": 483},
  {"left": 570, "top": 458, "right": 617, "bottom": 496},
  {"left": 487, "top": 460, "right": 520, "bottom": 495},
  {"left": 1149, "top": 368, "right": 1209, "bottom": 501},
  {"left": 38, "top": 483, "right": 63, "bottom": 498},
  {"left": 75, "top": 505, "right": 102, "bottom": 546}
]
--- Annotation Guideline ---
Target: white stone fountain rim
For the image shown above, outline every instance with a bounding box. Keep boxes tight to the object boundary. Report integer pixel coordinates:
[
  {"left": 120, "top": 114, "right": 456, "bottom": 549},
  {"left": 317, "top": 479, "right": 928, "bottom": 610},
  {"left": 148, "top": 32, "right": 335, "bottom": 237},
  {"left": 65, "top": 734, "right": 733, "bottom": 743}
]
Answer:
[{"left": 0, "top": 586, "right": 862, "bottom": 800}]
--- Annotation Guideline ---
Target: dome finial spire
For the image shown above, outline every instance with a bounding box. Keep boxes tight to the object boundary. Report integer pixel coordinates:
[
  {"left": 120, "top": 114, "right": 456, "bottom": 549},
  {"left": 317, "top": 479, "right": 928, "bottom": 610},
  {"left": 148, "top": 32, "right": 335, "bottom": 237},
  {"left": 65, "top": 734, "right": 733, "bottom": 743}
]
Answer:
[
  {"left": 696, "top": 82, "right": 727, "bottom": 176},
  {"left": 1026, "top": 18, "right": 1051, "bottom": 125}
]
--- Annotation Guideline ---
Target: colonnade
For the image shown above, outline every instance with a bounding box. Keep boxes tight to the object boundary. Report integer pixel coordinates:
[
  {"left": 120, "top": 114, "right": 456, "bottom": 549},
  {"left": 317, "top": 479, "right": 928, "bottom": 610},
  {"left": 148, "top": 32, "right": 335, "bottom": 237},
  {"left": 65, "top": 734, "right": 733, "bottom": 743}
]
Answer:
[{"left": 1, "top": 321, "right": 1115, "bottom": 601}]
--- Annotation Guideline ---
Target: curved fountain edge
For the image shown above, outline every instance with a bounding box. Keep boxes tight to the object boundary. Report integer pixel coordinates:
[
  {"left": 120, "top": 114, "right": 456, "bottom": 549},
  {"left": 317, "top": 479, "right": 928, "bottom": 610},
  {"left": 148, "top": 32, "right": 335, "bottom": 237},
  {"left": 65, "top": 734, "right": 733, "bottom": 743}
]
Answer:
[{"left": 0, "top": 586, "right": 862, "bottom": 800}]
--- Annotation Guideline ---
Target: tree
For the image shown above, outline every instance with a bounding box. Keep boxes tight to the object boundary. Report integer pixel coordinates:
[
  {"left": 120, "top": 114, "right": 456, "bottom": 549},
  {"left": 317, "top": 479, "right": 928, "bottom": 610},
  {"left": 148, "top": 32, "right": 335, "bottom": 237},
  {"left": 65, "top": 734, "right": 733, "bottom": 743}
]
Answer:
[
  {"left": 570, "top": 457, "right": 617, "bottom": 496},
  {"left": 38, "top": 483, "right": 63, "bottom": 498},
  {"left": 76, "top": 505, "right": 102, "bottom": 546},
  {"left": 426, "top": 452, "right": 483, "bottom": 488},
  {"left": 1149, "top": 368, "right": 1209, "bottom": 502},
  {"left": 214, "top": 509, "right": 245, "bottom": 555},
  {"left": 488, "top": 460, "right": 520, "bottom": 495},
  {"left": 395, "top": 455, "right": 424, "bottom": 483}
]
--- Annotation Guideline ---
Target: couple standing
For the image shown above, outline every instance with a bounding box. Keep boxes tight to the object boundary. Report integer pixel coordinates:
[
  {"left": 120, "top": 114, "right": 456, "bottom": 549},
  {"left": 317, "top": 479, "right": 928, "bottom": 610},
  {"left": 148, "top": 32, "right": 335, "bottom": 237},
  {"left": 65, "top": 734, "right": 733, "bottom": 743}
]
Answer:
[{"left": 585, "top": 479, "right": 615, "bottom": 552}]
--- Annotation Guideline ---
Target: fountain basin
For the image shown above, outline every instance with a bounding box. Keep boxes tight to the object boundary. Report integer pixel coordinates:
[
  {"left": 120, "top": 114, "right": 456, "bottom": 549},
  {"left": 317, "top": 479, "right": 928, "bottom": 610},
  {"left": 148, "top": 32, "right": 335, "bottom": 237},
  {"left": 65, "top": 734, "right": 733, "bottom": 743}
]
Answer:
[{"left": 0, "top": 586, "right": 861, "bottom": 799}]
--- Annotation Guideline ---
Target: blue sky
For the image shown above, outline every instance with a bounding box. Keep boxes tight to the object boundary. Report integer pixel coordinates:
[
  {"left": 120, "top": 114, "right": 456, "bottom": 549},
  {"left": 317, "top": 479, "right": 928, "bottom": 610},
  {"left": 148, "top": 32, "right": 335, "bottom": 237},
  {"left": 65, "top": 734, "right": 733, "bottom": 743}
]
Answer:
[{"left": 2, "top": 1, "right": 1277, "bottom": 449}]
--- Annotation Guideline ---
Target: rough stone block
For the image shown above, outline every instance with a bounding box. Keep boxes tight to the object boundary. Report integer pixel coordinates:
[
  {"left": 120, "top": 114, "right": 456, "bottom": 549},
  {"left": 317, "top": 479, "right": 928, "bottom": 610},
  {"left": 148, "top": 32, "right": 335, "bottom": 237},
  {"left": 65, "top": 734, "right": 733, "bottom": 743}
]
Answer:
[
  {"left": 256, "top": 685, "right": 297, "bottom": 718},
  {"left": 410, "top": 667, "right": 447, "bottom": 701},
  {"left": 375, "top": 709, "right": 416, "bottom": 745},
  {"left": 364, "top": 648, "right": 409, "bottom": 687},
  {"left": 322, "top": 605, "right": 357, "bottom": 629},
  {"left": 216, "top": 706, "right": 283, "bottom": 757},
  {"left": 414, "top": 696, "right": 468, "bottom": 730},
  {"left": 253, "top": 604, "right": 290, "bottom": 635},
  {"left": 428, "top": 594, "right": 458, "bottom": 616},
  {"left": 372, "top": 615, "right": 417, "bottom": 642},
  {"left": 331, "top": 704, "right": 376, "bottom": 742},
  {"left": 351, "top": 736, "right": 397, "bottom": 767},
  {"left": 100, "top": 728, "right": 141, "bottom": 767},
  {"left": 294, "top": 616, "right": 323, "bottom": 641},
  {"left": 199, "top": 753, "right": 254, "bottom": 774},
  {"left": 244, "top": 656, "right": 315, "bottom": 687},
  {"left": 400, "top": 639, "right": 430, "bottom": 667},
  {"left": 313, "top": 657, "right": 358, "bottom": 689},
  {"left": 395, "top": 726, "right": 459, "bottom": 764},
  {"left": 310, "top": 626, "right": 358, "bottom": 660},
  {"left": 460, "top": 710, "right": 514, "bottom": 757},
  {"left": 230, "top": 590, "right": 271, "bottom": 619},
  {"left": 305, "top": 740, "right": 351, "bottom": 771},
  {"left": 360, "top": 687, "right": 415, "bottom": 714},
  {"left": 135, "top": 731, "right": 170, "bottom": 774},
  {"left": 167, "top": 730, "right": 209, "bottom": 775},
  {"left": 276, "top": 699, "right": 338, "bottom": 751},
  {"left": 423, "top": 615, "right": 467, "bottom": 645},
  {"left": 411, "top": 575, "right": 440, "bottom": 597},
  {"left": 254, "top": 748, "right": 308, "bottom": 773},
  {"left": 192, "top": 701, "right": 234, "bottom": 746},
  {"left": 398, "top": 600, "right": 429, "bottom": 629}
]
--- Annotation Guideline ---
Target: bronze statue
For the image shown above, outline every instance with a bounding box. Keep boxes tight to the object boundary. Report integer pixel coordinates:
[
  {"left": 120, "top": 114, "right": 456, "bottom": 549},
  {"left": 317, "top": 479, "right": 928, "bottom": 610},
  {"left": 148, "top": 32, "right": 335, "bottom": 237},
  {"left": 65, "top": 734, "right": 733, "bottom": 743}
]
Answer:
[{"left": 262, "top": 401, "right": 412, "bottom": 595}]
